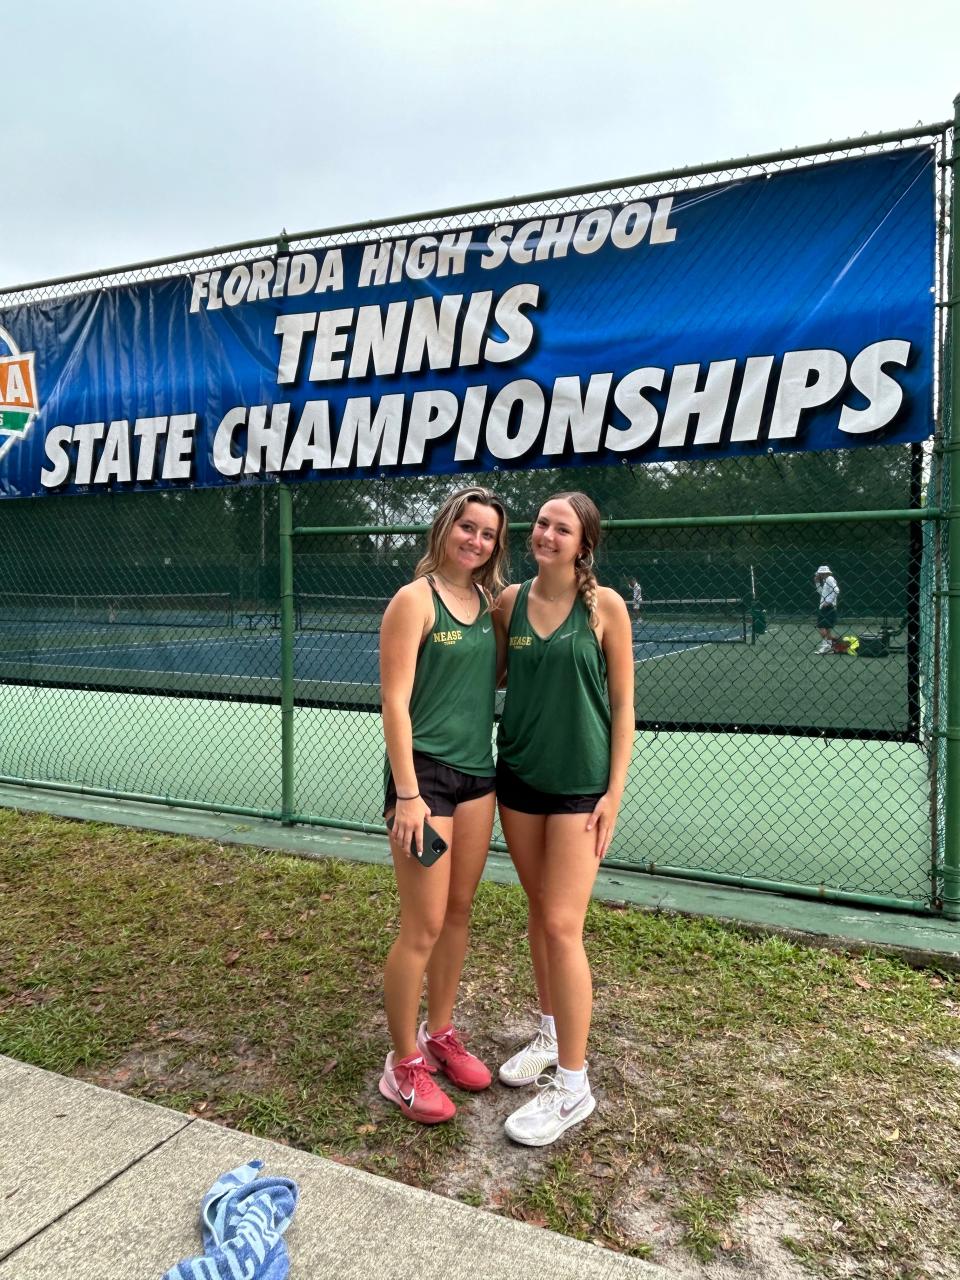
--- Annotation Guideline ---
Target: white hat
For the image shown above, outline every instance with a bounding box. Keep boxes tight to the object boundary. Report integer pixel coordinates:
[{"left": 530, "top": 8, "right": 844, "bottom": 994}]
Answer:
[{"left": 815, "top": 565, "right": 831, "bottom": 575}]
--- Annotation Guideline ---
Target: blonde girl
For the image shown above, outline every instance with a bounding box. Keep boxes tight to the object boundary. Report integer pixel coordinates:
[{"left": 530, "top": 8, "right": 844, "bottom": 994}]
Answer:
[{"left": 378, "top": 486, "right": 509, "bottom": 1124}]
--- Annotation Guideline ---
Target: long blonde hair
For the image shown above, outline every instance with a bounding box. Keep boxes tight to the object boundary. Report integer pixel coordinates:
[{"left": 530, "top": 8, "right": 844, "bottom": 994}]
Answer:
[
  {"left": 543, "top": 491, "right": 601, "bottom": 628},
  {"left": 415, "top": 486, "right": 510, "bottom": 600}
]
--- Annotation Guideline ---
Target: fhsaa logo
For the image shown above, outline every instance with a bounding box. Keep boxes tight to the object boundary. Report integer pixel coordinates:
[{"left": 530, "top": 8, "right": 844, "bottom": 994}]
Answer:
[{"left": 0, "top": 324, "right": 39, "bottom": 461}]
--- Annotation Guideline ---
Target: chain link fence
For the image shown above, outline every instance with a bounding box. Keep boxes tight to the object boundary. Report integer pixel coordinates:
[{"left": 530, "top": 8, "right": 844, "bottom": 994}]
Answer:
[
  {"left": 0, "top": 120, "right": 953, "bottom": 913},
  {"left": 287, "top": 450, "right": 936, "bottom": 909}
]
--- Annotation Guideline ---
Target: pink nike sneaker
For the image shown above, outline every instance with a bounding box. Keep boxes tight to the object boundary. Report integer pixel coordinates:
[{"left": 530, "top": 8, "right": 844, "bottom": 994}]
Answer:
[
  {"left": 378, "top": 1051, "right": 456, "bottom": 1124},
  {"left": 417, "top": 1021, "right": 492, "bottom": 1091}
]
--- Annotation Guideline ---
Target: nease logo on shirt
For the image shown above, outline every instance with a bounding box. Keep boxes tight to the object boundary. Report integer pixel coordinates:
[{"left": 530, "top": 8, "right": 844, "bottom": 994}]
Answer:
[
  {"left": 510, "top": 635, "right": 532, "bottom": 648},
  {"left": 432, "top": 629, "right": 463, "bottom": 645}
]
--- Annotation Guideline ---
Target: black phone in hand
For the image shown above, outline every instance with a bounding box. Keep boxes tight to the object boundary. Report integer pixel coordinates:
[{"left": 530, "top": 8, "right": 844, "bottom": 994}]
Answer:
[{"left": 386, "top": 814, "right": 448, "bottom": 866}]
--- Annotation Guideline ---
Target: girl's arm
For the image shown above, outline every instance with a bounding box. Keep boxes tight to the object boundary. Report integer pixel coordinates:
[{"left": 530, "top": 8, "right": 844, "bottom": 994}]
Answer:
[
  {"left": 380, "top": 581, "right": 432, "bottom": 855},
  {"left": 493, "top": 582, "right": 520, "bottom": 689},
  {"left": 587, "top": 588, "right": 635, "bottom": 859}
]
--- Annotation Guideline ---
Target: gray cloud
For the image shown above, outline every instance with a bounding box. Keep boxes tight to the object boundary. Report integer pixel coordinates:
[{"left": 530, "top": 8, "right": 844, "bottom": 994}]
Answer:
[{"left": 3, "top": 0, "right": 957, "bottom": 285}]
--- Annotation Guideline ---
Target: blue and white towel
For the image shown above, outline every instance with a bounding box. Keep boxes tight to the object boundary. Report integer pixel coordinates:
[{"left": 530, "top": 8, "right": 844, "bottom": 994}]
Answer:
[{"left": 162, "top": 1159, "right": 299, "bottom": 1280}]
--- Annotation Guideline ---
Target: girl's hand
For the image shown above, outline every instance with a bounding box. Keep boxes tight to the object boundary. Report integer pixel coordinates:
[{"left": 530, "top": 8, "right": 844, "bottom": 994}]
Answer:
[
  {"left": 390, "top": 795, "right": 432, "bottom": 858},
  {"left": 586, "top": 793, "right": 619, "bottom": 860}
]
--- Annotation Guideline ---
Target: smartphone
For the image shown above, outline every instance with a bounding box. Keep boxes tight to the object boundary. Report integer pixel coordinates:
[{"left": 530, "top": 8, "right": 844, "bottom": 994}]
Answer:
[{"left": 386, "top": 814, "right": 448, "bottom": 866}]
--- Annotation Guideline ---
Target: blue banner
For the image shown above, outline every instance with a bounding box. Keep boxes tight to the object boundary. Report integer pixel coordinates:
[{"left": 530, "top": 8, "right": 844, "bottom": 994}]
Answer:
[{"left": 0, "top": 147, "right": 936, "bottom": 499}]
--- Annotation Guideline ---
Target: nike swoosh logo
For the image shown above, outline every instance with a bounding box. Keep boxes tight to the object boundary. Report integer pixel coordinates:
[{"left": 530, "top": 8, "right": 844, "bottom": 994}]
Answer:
[
  {"left": 554, "top": 631, "right": 574, "bottom": 642},
  {"left": 399, "top": 1087, "right": 414, "bottom": 1105},
  {"left": 482, "top": 625, "right": 491, "bottom": 633},
  {"left": 559, "top": 1096, "right": 587, "bottom": 1118}
]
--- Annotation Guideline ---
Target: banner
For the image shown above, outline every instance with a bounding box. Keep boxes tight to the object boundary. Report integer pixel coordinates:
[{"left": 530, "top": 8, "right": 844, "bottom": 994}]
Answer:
[{"left": 0, "top": 147, "right": 936, "bottom": 499}]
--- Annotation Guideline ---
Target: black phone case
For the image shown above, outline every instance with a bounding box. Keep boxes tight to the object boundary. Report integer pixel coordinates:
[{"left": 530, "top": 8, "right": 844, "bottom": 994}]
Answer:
[{"left": 386, "top": 815, "right": 448, "bottom": 866}]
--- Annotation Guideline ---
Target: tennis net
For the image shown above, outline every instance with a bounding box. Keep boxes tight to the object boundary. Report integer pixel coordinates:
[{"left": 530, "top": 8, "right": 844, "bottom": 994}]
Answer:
[
  {"left": 297, "top": 593, "right": 390, "bottom": 633},
  {"left": 298, "top": 592, "right": 748, "bottom": 646},
  {"left": 630, "top": 596, "right": 747, "bottom": 645},
  {"left": 0, "top": 592, "right": 234, "bottom": 629}
]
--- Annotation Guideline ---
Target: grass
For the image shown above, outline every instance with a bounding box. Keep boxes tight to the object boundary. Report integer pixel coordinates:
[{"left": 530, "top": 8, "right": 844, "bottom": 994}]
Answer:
[{"left": 1, "top": 807, "right": 959, "bottom": 1278}]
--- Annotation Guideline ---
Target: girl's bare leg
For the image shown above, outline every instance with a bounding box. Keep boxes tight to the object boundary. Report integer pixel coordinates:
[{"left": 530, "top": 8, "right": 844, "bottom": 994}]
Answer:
[
  {"left": 383, "top": 812, "right": 455, "bottom": 1058},
  {"left": 498, "top": 805, "right": 551, "bottom": 1013},
  {"left": 539, "top": 813, "right": 600, "bottom": 1070},
  {"left": 425, "top": 791, "right": 496, "bottom": 1030}
]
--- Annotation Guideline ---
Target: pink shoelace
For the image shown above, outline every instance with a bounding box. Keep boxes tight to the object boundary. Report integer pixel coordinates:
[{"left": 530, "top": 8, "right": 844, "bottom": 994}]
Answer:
[
  {"left": 396, "top": 1057, "right": 443, "bottom": 1096},
  {"left": 428, "top": 1027, "right": 473, "bottom": 1061}
]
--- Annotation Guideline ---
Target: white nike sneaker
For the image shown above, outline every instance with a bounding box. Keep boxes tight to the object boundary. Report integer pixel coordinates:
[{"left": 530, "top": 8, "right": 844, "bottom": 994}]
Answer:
[
  {"left": 504, "top": 1072, "right": 596, "bottom": 1146},
  {"left": 498, "top": 1029, "right": 559, "bottom": 1086}
]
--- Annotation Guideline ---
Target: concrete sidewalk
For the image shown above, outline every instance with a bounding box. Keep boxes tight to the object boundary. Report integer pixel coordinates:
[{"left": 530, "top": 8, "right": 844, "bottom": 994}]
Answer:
[{"left": 0, "top": 1055, "right": 671, "bottom": 1280}]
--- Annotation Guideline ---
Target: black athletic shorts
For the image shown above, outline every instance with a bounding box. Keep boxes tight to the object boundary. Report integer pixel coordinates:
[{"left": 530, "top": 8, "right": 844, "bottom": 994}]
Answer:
[
  {"left": 817, "top": 605, "right": 838, "bottom": 629},
  {"left": 495, "top": 758, "right": 605, "bottom": 816},
  {"left": 384, "top": 750, "right": 495, "bottom": 818}
]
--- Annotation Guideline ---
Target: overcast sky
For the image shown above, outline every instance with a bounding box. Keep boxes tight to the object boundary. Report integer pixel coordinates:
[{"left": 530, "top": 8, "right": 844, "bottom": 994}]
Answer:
[{"left": 3, "top": 0, "right": 958, "bottom": 287}]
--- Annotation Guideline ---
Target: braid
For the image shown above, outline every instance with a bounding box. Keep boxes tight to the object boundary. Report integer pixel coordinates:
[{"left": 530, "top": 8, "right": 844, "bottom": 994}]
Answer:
[{"left": 575, "top": 553, "right": 600, "bottom": 629}]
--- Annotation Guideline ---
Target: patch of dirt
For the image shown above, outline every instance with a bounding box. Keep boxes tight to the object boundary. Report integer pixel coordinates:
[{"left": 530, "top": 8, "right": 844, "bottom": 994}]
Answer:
[
  {"left": 614, "top": 1190, "right": 831, "bottom": 1280},
  {"left": 353, "top": 1010, "right": 808, "bottom": 1270},
  {"left": 77, "top": 1030, "right": 275, "bottom": 1101},
  {"left": 433, "top": 1082, "right": 545, "bottom": 1204},
  {"left": 606, "top": 1161, "right": 681, "bottom": 1255},
  {"left": 699, "top": 1195, "right": 816, "bottom": 1279}
]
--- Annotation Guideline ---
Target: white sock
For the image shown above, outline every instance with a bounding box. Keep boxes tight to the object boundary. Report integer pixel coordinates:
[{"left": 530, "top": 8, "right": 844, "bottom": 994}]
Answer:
[
  {"left": 540, "top": 1013, "right": 557, "bottom": 1040},
  {"left": 555, "top": 1065, "right": 588, "bottom": 1095}
]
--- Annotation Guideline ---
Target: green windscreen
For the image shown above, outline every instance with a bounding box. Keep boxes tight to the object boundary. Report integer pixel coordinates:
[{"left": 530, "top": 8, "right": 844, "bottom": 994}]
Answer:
[{"left": 0, "top": 447, "right": 924, "bottom": 739}]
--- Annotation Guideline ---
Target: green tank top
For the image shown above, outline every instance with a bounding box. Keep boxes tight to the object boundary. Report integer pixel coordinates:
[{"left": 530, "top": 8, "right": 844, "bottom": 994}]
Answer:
[
  {"left": 497, "top": 580, "right": 611, "bottom": 794},
  {"left": 405, "top": 582, "right": 496, "bottom": 776}
]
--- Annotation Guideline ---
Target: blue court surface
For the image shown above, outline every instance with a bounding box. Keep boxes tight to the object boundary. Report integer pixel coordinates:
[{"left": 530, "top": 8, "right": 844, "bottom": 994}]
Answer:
[
  {"left": 0, "top": 619, "right": 731, "bottom": 706},
  {"left": 5, "top": 625, "right": 735, "bottom": 679},
  {"left": 9, "top": 630, "right": 377, "bottom": 680},
  {"left": 1, "top": 627, "right": 379, "bottom": 703}
]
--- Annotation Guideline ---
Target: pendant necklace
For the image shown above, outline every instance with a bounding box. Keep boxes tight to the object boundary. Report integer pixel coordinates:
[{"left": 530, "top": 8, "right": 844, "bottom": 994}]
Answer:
[
  {"left": 436, "top": 572, "right": 475, "bottom": 604},
  {"left": 537, "top": 580, "right": 575, "bottom": 603}
]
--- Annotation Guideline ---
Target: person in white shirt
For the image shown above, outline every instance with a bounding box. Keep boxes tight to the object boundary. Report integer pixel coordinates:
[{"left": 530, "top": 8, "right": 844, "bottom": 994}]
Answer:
[
  {"left": 628, "top": 578, "right": 643, "bottom": 624},
  {"left": 814, "top": 565, "right": 840, "bottom": 654}
]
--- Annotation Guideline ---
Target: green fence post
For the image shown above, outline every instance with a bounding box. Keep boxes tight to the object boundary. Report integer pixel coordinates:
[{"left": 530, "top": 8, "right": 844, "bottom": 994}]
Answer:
[
  {"left": 279, "top": 484, "right": 296, "bottom": 826},
  {"left": 943, "top": 93, "right": 960, "bottom": 920}
]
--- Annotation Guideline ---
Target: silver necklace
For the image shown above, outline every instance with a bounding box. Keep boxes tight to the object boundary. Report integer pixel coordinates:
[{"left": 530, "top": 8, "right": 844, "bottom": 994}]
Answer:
[
  {"left": 536, "top": 580, "right": 576, "bottom": 603},
  {"left": 436, "top": 572, "right": 475, "bottom": 602}
]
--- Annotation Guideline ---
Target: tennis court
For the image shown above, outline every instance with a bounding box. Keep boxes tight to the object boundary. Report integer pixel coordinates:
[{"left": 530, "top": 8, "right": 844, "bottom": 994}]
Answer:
[
  {"left": 0, "top": 680, "right": 929, "bottom": 905},
  {"left": 0, "top": 622, "right": 380, "bottom": 702},
  {"left": 0, "top": 556, "right": 938, "bottom": 910},
  {"left": 0, "top": 588, "right": 914, "bottom": 737},
  {"left": 0, "top": 453, "right": 941, "bottom": 919},
  {"left": 0, "top": 590, "right": 746, "bottom": 698},
  {"left": 0, "top": 585, "right": 931, "bottom": 908}
]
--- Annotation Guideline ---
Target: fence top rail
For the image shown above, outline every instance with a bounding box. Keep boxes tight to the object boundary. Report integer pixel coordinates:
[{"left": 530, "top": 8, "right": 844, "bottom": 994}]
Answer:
[
  {"left": 292, "top": 507, "right": 942, "bottom": 539},
  {"left": 0, "top": 120, "right": 951, "bottom": 298}
]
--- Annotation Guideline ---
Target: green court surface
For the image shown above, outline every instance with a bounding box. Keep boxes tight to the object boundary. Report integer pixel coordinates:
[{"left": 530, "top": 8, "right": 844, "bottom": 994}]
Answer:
[
  {"left": 637, "top": 620, "right": 912, "bottom": 733},
  {"left": 0, "top": 681, "right": 931, "bottom": 908}
]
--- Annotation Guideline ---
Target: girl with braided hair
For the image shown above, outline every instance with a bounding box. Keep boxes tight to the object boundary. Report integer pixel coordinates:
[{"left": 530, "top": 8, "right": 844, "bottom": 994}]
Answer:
[{"left": 494, "top": 492, "right": 634, "bottom": 1146}]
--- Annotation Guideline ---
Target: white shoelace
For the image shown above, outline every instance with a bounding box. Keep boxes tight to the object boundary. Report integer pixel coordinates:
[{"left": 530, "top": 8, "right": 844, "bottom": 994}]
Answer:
[
  {"left": 531, "top": 1073, "right": 574, "bottom": 1110},
  {"left": 523, "top": 1030, "right": 557, "bottom": 1057}
]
